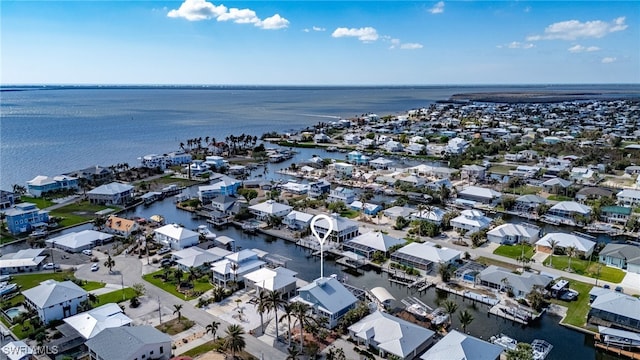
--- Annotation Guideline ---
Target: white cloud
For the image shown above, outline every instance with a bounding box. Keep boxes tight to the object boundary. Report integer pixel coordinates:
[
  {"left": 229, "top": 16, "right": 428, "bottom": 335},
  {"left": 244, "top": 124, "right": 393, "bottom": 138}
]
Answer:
[
  {"left": 602, "top": 57, "right": 616, "bottom": 63},
  {"left": 168, "top": 0, "right": 289, "bottom": 30},
  {"left": 303, "top": 28, "right": 310, "bottom": 33},
  {"left": 527, "top": 16, "right": 628, "bottom": 41},
  {"left": 400, "top": 43, "right": 424, "bottom": 50},
  {"left": 258, "top": 14, "right": 289, "bottom": 30},
  {"left": 312, "top": 26, "right": 326, "bottom": 32},
  {"left": 568, "top": 44, "right": 600, "bottom": 53},
  {"left": 503, "top": 41, "right": 534, "bottom": 49},
  {"left": 429, "top": 1, "right": 445, "bottom": 14},
  {"left": 217, "top": 8, "right": 259, "bottom": 24},
  {"left": 167, "top": 0, "right": 227, "bottom": 21},
  {"left": 332, "top": 27, "right": 379, "bottom": 42}
]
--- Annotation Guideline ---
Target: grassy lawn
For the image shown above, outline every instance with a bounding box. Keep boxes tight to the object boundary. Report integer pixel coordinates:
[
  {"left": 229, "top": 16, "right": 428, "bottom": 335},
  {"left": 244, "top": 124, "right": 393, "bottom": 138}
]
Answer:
[
  {"left": 13, "top": 271, "right": 104, "bottom": 291},
  {"left": 181, "top": 340, "right": 222, "bottom": 357},
  {"left": 17, "top": 197, "right": 55, "bottom": 209},
  {"left": 493, "top": 244, "right": 535, "bottom": 260},
  {"left": 156, "top": 317, "right": 195, "bottom": 335},
  {"left": 489, "top": 164, "right": 517, "bottom": 175},
  {"left": 94, "top": 287, "right": 137, "bottom": 307},
  {"left": 49, "top": 200, "right": 116, "bottom": 227},
  {"left": 340, "top": 209, "right": 360, "bottom": 219},
  {"left": 547, "top": 195, "right": 573, "bottom": 201},
  {"left": 143, "top": 270, "right": 213, "bottom": 300},
  {"left": 548, "top": 278, "right": 594, "bottom": 329},
  {"left": 543, "top": 256, "right": 625, "bottom": 283},
  {"left": 509, "top": 186, "right": 541, "bottom": 195},
  {"left": 476, "top": 256, "right": 519, "bottom": 271}
]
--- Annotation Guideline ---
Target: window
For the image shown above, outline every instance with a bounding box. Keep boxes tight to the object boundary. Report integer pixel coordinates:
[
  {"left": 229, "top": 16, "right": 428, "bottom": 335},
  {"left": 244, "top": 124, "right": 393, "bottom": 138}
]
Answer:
[{"left": 159, "top": 346, "right": 163, "bottom": 353}]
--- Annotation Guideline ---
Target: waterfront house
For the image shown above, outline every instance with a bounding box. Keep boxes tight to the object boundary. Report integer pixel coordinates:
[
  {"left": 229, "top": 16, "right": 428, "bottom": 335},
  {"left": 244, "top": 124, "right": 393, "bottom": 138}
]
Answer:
[
  {"left": 64, "top": 165, "right": 113, "bottom": 186},
  {"left": 420, "top": 330, "right": 504, "bottom": 360},
  {"left": 514, "top": 194, "right": 546, "bottom": 213},
  {"left": 308, "top": 179, "right": 331, "bottom": 198},
  {"left": 575, "top": 187, "right": 614, "bottom": 203},
  {"left": 535, "top": 232, "right": 596, "bottom": 258},
  {"left": 599, "top": 205, "right": 632, "bottom": 224},
  {"left": 546, "top": 201, "right": 592, "bottom": 222},
  {"left": 86, "top": 182, "right": 134, "bottom": 206},
  {"left": 457, "top": 186, "right": 502, "bottom": 205},
  {"left": 0, "top": 248, "right": 47, "bottom": 274},
  {"left": 397, "top": 174, "right": 425, "bottom": 188},
  {"left": 410, "top": 207, "right": 446, "bottom": 225},
  {"left": 369, "top": 157, "right": 394, "bottom": 170},
  {"left": 327, "top": 187, "right": 356, "bottom": 204},
  {"left": 383, "top": 206, "right": 416, "bottom": 220},
  {"left": 243, "top": 267, "right": 298, "bottom": 299},
  {"left": 349, "top": 310, "right": 435, "bottom": 360},
  {"left": 204, "top": 155, "right": 226, "bottom": 170},
  {"left": 541, "top": 177, "right": 572, "bottom": 193},
  {"left": 4, "top": 202, "right": 49, "bottom": 235},
  {"left": 46, "top": 230, "right": 113, "bottom": 253},
  {"left": 248, "top": 200, "right": 293, "bottom": 221},
  {"left": 347, "top": 151, "right": 370, "bottom": 165},
  {"left": 311, "top": 213, "right": 359, "bottom": 243},
  {"left": 390, "top": 242, "right": 461, "bottom": 272},
  {"left": 63, "top": 303, "right": 132, "bottom": 340},
  {"left": 283, "top": 210, "right": 314, "bottom": 231},
  {"left": 383, "top": 140, "right": 404, "bottom": 152},
  {"left": 588, "top": 292, "right": 640, "bottom": 332},
  {"left": 461, "top": 165, "right": 486, "bottom": 182},
  {"left": 616, "top": 189, "right": 640, "bottom": 208},
  {"left": 450, "top": 209, "right": 493, "bottom": 235},
  {"left": 293, "top": 276, "right": 358, "bottom": 329},
  {"left": 281, "top": 181, "right": 310, "bottom": 195},
  {"left": 153, "top": 224, "right": 199, "bottom": 250},
  {"left": 0, "top": 190, "right": 16, "bottom": 210},
  {"left": 598, "top": 244, "right": 640, "bottom": 274},
  {"left": 26, "top": 175, "right": 79, "bottom": 197},
  {"left": 314, "top": 133, "right": 331, "bottom": 143},
  {"left": 331, "top": 162, "right": 355, "bottom": 178},
  {"left": 210, "top": 249, "right": 266, "bottom": 288},
  {"left": 486, "top": 223, "right": 540, "bottom": 245},
  {"left": 209, "top": 195, "right": 241, "bottom": 215},
  {"left": 197, "top": 175, "right": 241, "bottom": 203},
  {"left": 344, "top": 133, "right": 361, "bottom": 145},
  {"left": 104, "top": 215, "right": 138, "bottom": 237},
  {"left": 343, "top": 231, "right": 405, "bottom": 259},
  {"left": 477, "top": 265, "right": 552, "bottom": 298},
  {"left": 85, "top": 325, "right": 171, "bottom": 360},
  {"left": 22, "top": 280, "right": 88, "bottom": 324}
]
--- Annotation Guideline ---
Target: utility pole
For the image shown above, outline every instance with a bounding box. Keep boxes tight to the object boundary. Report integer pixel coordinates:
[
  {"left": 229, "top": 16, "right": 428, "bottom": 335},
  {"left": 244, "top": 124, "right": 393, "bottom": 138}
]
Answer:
[{"left": 158, "top": 296, "right": 162, "bottom": 324}]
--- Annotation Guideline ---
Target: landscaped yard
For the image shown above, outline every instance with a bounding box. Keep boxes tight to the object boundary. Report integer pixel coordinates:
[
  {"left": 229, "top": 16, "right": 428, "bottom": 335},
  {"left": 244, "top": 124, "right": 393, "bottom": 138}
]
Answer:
[
  {"left": 476, "top": 256, "right": 519, "bottom": 271},
  {"left": 13, "top": 271, "right": 105, "bottom": 292},
  {"left": 17, "top": 197, "right": 55, "bottom": 209},
  {"left": 49, "top": 201, "right": 116, "bottom": 228},
  {"left": 489, "top": 164, "right": 517, "bottom": 175},
  {"left": 143, "top": 269, "right": 213, "bottom": 300},
  {"left": 546, "top": 195, "right": 573, "bottom": 201},
  {"left": 156, "top": 317, "right": 195, "bottom": 335},
  {"left": 543, "top": 256, "right": 625, "bottom": 283},
  {"left": 94, "top": 287, "right": 137, "bottom": 307},
  {"left": 548, "top": 278, "right": 594, "bottom": 330},
  {"left": 339, "top": 209, "right": 360, "bottom": 219},
  {"left": 493, "top": 244, "right": 535, "bottom": 260}
]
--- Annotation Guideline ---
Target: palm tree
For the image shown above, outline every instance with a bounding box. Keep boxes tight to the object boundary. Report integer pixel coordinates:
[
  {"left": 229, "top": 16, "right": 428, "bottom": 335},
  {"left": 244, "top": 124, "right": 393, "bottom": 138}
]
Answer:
[
  {"left": 292, "top": 302, "right": 316, "bottom": 351},
  {"left": 266, "top": 291, "right": 286, "bottom": 342},
  {"left": 223, "top": 324, "right": 246, "bottom": 360},
  {"left": 187, "top": 267, "right": 199, "bottom": 286},
  {"left": 103, "top": 255, "right": 115, "bottom": 273},
  {"left": 438, "top": 262, "right": 453, "bottom": 283},
  {"left": 547, "top": 238, "right": 559, "bottom": 267},
  {"left": 229, "top": 262, "right": 239, "bottom": 289},
  {"left": 256, "top": 291, "right": 269, "bottom": 333},
  {"left": 280, "top": 302, "right": 295, "bottom": 346},
  {"left": 458, "top": 309, "right": 474, "bottom": 333},
  {"left": 286, "top": 346, "right": 302, "bottom": 360},
  {"left": 173, "top": 304, "right": 183, "bottom": 322},
  {"left": 442, "top": 300, "right": 458, "bottom": 326},
  {"left": 206, "top": 320, "right": 220, "bottom": 339},
  {"left": 566, "top": 245, "right": 577, "bottom": 272},
  {"left": 174, "top": 268, "right": 184, "bottom": 283}
]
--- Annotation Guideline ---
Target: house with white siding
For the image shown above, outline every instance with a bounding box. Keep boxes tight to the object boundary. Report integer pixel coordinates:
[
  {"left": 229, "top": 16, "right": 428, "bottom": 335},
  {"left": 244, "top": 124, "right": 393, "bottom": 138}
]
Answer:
[
  {"left": 22, "top": 280, "right": 88, "bottom": 324},
  {"left": 486, "top": 223, "right": 540, "bottom": 245},
  {"left": 86, "top": 182, "right": 134, "bottom": 206},
  {"left": 248, "top": 200, "right": 292, "bottom": 220},
  {"left": 153, "top": 224, "right": 199, "bottom": 250},
  {"left": 616, "top": 189, "right": 640, "bottom": 208},
  {"left": 450, "top": 210, "right": 493, "bottom": 234},
  {"left": 293, "top": 276, "right": 358, "bottom": 329},
  {"left": 599, "top": 243, "right": 640, "bottom": 274}
]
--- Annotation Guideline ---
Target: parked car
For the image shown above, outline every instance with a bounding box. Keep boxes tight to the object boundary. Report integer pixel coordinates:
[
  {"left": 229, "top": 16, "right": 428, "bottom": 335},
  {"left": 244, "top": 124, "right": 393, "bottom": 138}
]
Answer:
[
  {"left": 160, "top": 258, "right": 175, "bottom": 267},
  {"left": 90, "top": 263, "right": 99, "bottom": 272},
  {"left": 615, "top": 286, "right": 624, "bottom": 293},
  {"left": 82, "top": 249, "right": 93, "bottom": 256},
  {"left": 603, "top": 284, "right": 610, "bottom": 289},
  {"left": 157, "top": 247, "right": 171, "bottom": 255},
  {"left": 559, "top": 289, "right": 579, "bottom": 301},
  {"left": 43, "top": 263, "right": 60, "bottom": 270}
]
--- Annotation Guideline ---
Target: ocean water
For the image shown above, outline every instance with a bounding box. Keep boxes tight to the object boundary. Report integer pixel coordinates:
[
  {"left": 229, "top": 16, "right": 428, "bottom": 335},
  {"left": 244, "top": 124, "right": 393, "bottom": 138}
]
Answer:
[{"left": 1, "top": 84, "right": 638, "bottom": 190}]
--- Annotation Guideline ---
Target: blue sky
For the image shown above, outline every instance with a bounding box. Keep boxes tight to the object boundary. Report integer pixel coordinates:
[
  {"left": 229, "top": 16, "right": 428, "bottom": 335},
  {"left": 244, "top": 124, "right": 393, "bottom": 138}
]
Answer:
[{"left": 2, "top": 1, "right": 638, "bottom": 85}]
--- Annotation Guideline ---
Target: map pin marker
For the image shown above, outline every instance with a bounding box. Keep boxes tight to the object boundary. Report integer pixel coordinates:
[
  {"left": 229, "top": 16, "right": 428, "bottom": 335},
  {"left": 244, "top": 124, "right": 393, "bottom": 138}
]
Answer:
[{"left": 310, "top": 214, "right": 333, "bottom": 278}]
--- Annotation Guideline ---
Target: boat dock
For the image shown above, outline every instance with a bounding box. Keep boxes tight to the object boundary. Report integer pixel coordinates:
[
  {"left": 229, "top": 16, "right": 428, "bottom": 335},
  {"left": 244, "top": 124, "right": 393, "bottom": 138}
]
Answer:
[
  {"left": 435, "top": 283, "right": 500, "bottom": 306},
  {"left": 594, "top": 334, "right": 640, "bottom": 359}
]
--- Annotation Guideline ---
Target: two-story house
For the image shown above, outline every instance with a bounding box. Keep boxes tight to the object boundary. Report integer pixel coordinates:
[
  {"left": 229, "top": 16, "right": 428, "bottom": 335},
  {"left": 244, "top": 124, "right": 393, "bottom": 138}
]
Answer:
[
  {"left": 4, "top": 203, "right": 49, "bottom": 235},
  {"left": 85, "top": 326, "right": 172, "bottom": 360},
  {"left": 153, "top": 224, "right": 199, "bottom": 250},
  {"left": 22, "top": 280, "right": 88, "bottom": 324}
]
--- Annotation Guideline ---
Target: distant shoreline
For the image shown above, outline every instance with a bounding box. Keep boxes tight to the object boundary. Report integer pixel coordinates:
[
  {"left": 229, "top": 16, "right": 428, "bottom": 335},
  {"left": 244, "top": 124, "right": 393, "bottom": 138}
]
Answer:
[{"left": 449, "top": 91, "right": 640, "bottom": 103}]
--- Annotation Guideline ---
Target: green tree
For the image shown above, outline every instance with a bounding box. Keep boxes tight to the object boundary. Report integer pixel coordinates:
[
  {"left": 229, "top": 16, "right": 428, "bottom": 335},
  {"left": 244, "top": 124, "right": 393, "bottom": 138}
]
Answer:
[
  {"left": 527, "top": 285, "right": 546, "bottom": 312},
  {"left": 266, "top": 291, "right": 287, "bottom": 342},
  {"left": 256, "top": 291, "right": 269, "bottom": 333},
  {"left": 93, "top": 216, "right": 107, "bottom": 230},
  {"left": 458, "top": 309, "right": 474, "bottom": 333},
  {"left": 566, "top": 245, "right": 577, "bottom": 272},
  {"left": 292, "top": 302, "right": 315, "bottom": 352},
  {"left": 173, "top": 304, "right": 183, "bottom": 322},
  {"left": 103, "top": 255, "right": 115, "bottom": 273},
  {"left": 223, "top": 324, "right": 246, "bottom": 360},
  {"left": 442, "top": 300, "right": 458, "bottom": 326},
  {"left": 286, "top": 346, "right": 302, "bottom": 360},
  {"left": 438, "top": 262, "right": 453, "bottom": 283},
  {"left": 506, "top": 343, "right": 534, "bottom": 360},
  {"left": 237, "top": 188, "right": 258, "bottom": 203},
  {"left": 280, "top": 302, "right": 295, "bottom": 347},
  {"left": 132, "top": 283, "right": 146, "bottom": 297},
  {"left": 547, "top": 238, "right": 559, "bottom": 267},
  {"left": 206, "top": 320, "right": 220, "bottom": 339}
]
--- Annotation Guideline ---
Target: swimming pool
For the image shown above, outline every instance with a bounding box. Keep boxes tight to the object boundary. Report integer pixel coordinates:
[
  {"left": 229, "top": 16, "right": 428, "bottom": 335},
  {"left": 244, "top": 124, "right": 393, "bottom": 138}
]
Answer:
[{"left": 4, "top": 306, "right": 25, "bottom": 321}]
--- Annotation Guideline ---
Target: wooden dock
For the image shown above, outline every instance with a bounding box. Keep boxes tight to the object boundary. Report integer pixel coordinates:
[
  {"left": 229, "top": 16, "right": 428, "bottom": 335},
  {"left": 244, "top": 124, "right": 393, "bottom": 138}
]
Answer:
[{"left": 594, "top": 340, "right": 640, "bottom": 359}]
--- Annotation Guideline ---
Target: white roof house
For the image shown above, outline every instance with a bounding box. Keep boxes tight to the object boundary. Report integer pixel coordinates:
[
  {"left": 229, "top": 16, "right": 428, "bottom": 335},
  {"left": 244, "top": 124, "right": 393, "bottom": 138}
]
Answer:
[
  {"left": 85, "top": 325, "right": 172, "bottom": 360},
  {"left": 617, "top": 189, "right": 640, "bottom": 207},
  {"left": 457, "top": 186, "right": 502, "bottom": 205},
  {"left": 46, "top": 230, "right": 113, "bottom": 253},
  {"left": 343, "top": 231, "right": 406, "bottom": 258},
  {"left": 478, "top": 265, "right": 553, "bottom": 298},
  {"left": 391, "top": 242, "right": 461, "bottom": 272},
  {"left": 172, "top": 247, "right": 229, "bottom": 270},
  {"left": 153, "top": 224, "right": 199, "bottom": 250},
  {"left": 486, "top": 223, "right": 540, "bottom": 245},
  {"left": 86, "top": 182, "right": 134, "bottom": 205},
  {"left": 293, "top": 276, "right": 358, "bottom": 328},
  {"left": 63, "top": 303, "right": 132, "bottom": 339},
  {"left": 0, "top": 248, "right": 47, "bottom": 274},
  {"left": 1, "top": 341, "right": 34, "bottom": 360},
  {"left": 211, "top": 249, "right": 266, "bottom": 287},
  {"left": 450, "top": 209, "right": 493, "bottom": 234},
  {"left": 22, "top": 280, "right": 88, "bottom": 324},
  {"left": 248, "top": 200, "right": 293, "bottom": 220},
  {"left": 589, "top": 292, "right": 640, "bottom": 332},
  {"left": 312, "top": 213, "right": 360, "bottom": 243},
  {"left": 420, "top": 330, "right": 504, "bottom": 360},
  {"left": 536, "top": 232, "right": 596, "bottom": 257},
  {"left": 410, "top": 207, "right": 446, "bottom": 225},
  {"left": 243, "top": 267, "right": 298, "bottom": 299},
  {"left": 349, "top": 310, "right": 435, "bottom": 359},
  {"left": 548, "top": 201, "right": 592, "bottom": 216}
]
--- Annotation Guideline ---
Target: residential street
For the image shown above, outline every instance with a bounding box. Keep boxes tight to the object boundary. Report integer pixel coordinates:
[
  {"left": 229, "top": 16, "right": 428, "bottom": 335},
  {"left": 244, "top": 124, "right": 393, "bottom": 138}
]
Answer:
[{"left": 74, "top": 254, "right": 287, "bottom": 359}]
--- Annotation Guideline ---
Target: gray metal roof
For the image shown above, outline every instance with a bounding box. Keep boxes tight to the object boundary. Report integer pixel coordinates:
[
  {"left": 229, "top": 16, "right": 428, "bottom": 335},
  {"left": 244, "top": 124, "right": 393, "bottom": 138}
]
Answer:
[
  {"left": 297, "top": 277, "right": 358, "bottom": 314},
  {"left": 591, "top": 292, "right": 640, "bottom": 321},
  {"left": 22, "top": 280, "right": 87, "bottom": 308},
  {"left": 85, "top": 325, "right": 171, "bottom": 360},
  {"left": 420, "top": 330, "right": 504, "bottom": 360}
]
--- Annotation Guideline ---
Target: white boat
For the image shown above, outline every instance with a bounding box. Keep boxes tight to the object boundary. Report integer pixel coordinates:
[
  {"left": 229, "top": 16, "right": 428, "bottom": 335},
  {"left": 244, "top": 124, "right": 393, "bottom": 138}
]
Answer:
[
  {"left": 0, "top": 283, "right": 18, "bottom": 296},
  {"left": 490, "top": 334, "right": 518, "bottom": 351},
  {"left": 531, "top": 339, "right": 553, "bottom": 360},
  {"left": 197, "top": 225, "right": 217, "bottom": 240},
  {"left": 407, "top": 303, "right": 429, "bottom": 318},
  {"left": 429, "top": 307, "right": 449, "bottom": 326}
]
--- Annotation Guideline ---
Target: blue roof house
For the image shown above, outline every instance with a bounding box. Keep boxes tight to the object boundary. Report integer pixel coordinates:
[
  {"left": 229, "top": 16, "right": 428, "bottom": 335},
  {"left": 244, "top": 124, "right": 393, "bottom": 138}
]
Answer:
[
  {"left": 294, "top": 276, "right": 358, "bottom": 329},
  {"left": 4, "top": 203, "right": 50, "bottom": 235}
]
